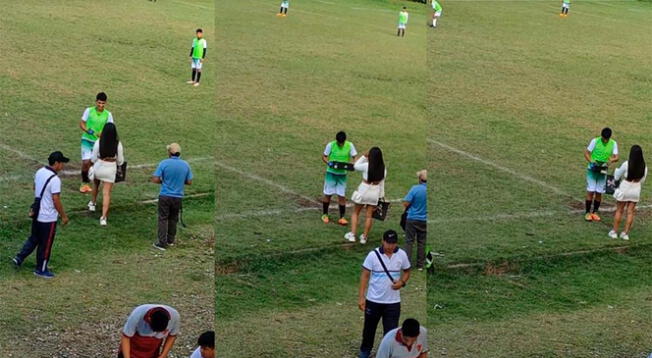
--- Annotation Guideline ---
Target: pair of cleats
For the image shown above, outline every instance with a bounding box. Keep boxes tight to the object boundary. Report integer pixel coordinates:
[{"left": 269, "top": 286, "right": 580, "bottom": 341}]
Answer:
[
  {"left": 344, "top": 232, "right": 367, "bottom": 244},
  {"left": 321, "top": 215, "right": 348, "bottom": 226},
  {"left": 608, "top": 230, "right": 629, "bottom": 240},
  {"left": 276, "top": 13, "right": 287, "bottom": 17},
  {"left": 79, "top": 184, "right": 93, "bottom": 193},
  {"left": 12, "top": 258, "right": 55, "bottom": 278},
  {"left": 186, "top": 80, "right": 200, "bottom": 87},
  {"left": 584, "top": 212, "right": 601, "bottom": 222},
  {"left": 560, "top": 13, "right": 568, "bottom": 17},
  {"left": 87, "top": 202, "right": 108, "bottom": 226}
]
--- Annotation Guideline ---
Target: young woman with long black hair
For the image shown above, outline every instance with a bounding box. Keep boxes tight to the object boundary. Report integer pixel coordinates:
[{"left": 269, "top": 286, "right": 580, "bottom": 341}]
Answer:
[
  {"left": 89, "top": 122, "right": 125, "bottom": 226},
  {"left": 609, "top": 145, "right": 647, "bottom": 240},
  {"left": 345, "top": 147, "right": 386, "bottom": 244}
]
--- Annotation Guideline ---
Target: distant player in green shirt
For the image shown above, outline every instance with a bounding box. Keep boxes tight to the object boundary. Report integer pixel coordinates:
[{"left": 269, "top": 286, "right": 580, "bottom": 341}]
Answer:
[
  {"left": 584, "top": 127, "right": 619, "bottom": 222},
  {"left": 79, "top": 92, "right": 113, "bottom": 193},
  {"left": 397, "top": 7, "right": 409, "bottom": 37},
  {"left": 277, "top": 0, "right": 289, "bottom": 16},
  {"left": 560, "top": 0, "right": 570, "bottom": 17},
  {"left": 187, "top": 29, "right": 207, "bottom": 87},
  {"left": 431, "top": 0, "right": 442, "bottom": 28}
]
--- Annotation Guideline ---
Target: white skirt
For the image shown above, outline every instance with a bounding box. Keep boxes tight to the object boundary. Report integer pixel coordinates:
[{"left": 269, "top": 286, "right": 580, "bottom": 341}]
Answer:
[
  {"left": 613, "top": 180, "right": 642, "bottom": 203},
  {"left": 93, "top": 160, "right": 117, "bottom": 183},
  {"left": 352, "top": 182, "right": 381, "bottom": 206}
]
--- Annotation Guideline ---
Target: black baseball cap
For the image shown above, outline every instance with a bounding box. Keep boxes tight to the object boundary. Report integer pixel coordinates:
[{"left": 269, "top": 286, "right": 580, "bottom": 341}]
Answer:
[
  {"left": 383, "top": 230, "right": 399, "bottom": 243},
  {"left": 48, "top": 151, "right": 70, "bottom": 165}
]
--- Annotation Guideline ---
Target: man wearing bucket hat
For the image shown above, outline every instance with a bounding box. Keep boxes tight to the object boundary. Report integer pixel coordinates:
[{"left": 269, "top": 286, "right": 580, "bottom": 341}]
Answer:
[
  {"left": 151, "top": 143, "right": 193, "bottom": 251},
  {"left": 13, "top": 151, "right": 70, "bottom": 279},
  {"left": 358, "top": 230, "right": 412, "bottom": 358}
]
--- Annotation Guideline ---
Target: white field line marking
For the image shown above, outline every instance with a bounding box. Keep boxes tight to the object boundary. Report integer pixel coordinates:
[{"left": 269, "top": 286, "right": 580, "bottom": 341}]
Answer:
[
  {"left": 428, "top": 204, "right": 652, "bottom": 224},
  {"left": 216, "top": 198, "right": 405, "bottom": 221},
  {"left": 428, "top": 138, "right": 574, "bottom": 199},
  {"left": 214, "top": 161, "right": 319, "bottom": 204},
  {"left": 171, "top": 0, "right": 212, "bottom": 10},
  {"left": 0, "top": 143, "right": 41, "bottom": 163}
]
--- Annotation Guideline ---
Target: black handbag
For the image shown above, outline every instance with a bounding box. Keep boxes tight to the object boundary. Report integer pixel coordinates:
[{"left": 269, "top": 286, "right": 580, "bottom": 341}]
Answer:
[
  {"left": 400, "top": 209, "right": 407, "bottom": 231},
  {"left": 28, "top": 174, "right": 56, "bottom": 220},
  {"left": 115, "top": 162, "right": 127, "bottom": 183},
  {"left": 373, "top": 198, "right": 391, "bottom": 221},
  {"left": 605, "top": 174, "right": 620, "bottom": 195}
]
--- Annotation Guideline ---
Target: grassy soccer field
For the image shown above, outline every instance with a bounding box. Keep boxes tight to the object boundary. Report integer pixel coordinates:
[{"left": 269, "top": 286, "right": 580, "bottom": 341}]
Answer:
[
  {"left": 0, "top": 0, "right": 215, "bottom": 356},
  {"left": 216, "top": 0, "right": 428, "bottom": 355},
  {"left": 428, "top": 0, "right": 652, "bottom": 356}
]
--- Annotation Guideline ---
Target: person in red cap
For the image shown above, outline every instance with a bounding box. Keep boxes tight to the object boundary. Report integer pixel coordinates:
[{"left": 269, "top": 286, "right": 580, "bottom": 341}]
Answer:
[{"left": 118, "top": 304, "right": 180, "bottom": 358}]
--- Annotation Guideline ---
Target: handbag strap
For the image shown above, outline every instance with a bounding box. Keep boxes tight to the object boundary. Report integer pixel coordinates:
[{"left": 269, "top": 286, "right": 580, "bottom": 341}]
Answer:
[
  {"left": 373, "top": 249, "right": 396, "bottom": 284},
  {"left": 38, "top": 174, "right": 57, "bottom": 199}
]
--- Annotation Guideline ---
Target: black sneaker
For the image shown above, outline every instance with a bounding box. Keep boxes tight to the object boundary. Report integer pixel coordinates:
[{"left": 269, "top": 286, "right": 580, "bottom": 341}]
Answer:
[
  {"left": 11, "top": 257, "right": 21, "bottom": 268},
  {"left": 152, "top": 243, "right": 167, "bottom": 251},
  {"left": 34, "top": 270, "right": 55, "bottom": 279}
]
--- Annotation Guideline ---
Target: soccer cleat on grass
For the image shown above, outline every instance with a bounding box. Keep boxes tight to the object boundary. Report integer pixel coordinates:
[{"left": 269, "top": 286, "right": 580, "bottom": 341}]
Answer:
[
  {"left": 87, "top": 201, "right": 96, "bottom": 212},
  {"left": 321, "top": 214, "right": 330, "bottom": 224},
  {"left": 359, "top": 234, "right": 367, "bottom": 245},
  {"left": 344, "top": 232, "right": 356, "bottom": 242},
  {"left": 590, "top": 213, "right": 601, "bottom": 222},
  {"left": 608, "top": 230, "right": 618, "bottom": 239},
  {"left": 100, "top": 217, "right": 107, "bottom": 226},
  {"left": 584, "top": 213, "right": 593, "bottom": 221},
  {"left": 79, "top": 184, "right": 92, "bottom": 193},
  {"left": 620, "top": 232, "right": 630, "bottom": 241},
  {"left": 34, "top": 270, "right": 55, "bottom": 279},
  {"left": 337, "top": 217, "right": 349, "bottom": 226},
  {"left": 11, "top": 257, "right": 21, "bottom": 268},
  {"left": 153, "top": 242, "right": 167, "bottom": 251}
]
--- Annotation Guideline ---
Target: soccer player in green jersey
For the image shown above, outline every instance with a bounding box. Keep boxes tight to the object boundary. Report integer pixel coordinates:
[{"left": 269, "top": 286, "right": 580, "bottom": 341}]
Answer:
[
  {"left": 277, "top": 0, "right": 289, "bottom": 16},
  {"left": 79, "top": 92, "right": 113, "bottom": 193},
  {"left": 397, "top": 7, "right": 409, "bottom": 37},
  {"left": 322, "top": 131, "right": 358, "bottom": 225},
  {"left": 584, "top": 127, "right": 619, "bottom": 222},
  {"left": 431, "top": 0, "right": 442, "bottom": 28},
  {"left": 188, "top": 29, "right": 207, "bottom": 87},
  {"left": 560, "top": 0, "right": 570, "bottom": 17}
]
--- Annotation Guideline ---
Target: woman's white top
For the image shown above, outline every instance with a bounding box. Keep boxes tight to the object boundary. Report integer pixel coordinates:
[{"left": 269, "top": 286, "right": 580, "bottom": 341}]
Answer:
[
  {"left": 91, "top": 140, "right": 125, "bottom": 165},
  {"left": 353, "top": 156, "right": 386, "bottom": 182},
  {"left": 614, "top": 161, "right": 647, "bottom": 184}
]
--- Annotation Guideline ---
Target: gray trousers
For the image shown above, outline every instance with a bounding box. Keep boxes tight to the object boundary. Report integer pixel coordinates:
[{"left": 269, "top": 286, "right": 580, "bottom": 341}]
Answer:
[
  {"left": 158, "top": 195, "right": 182, "bottom": 247},
  {"left": 405, "top": 219, "right": 427, "bottom": 268}
]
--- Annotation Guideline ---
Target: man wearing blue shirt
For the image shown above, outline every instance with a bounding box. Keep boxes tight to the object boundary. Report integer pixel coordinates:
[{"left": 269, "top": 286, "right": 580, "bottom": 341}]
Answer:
[
  {"left": 151, "top": 143, "right": 193, "bottom": 251},
  {"left": 403, "top": 170, "right": 427, "bottom": 270}
]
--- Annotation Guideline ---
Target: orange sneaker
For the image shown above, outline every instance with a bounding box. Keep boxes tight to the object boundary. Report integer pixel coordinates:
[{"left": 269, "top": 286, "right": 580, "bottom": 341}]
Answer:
[
  {"left": 337, "top": 217, "right": 349, "bottom": 226},
  {"left": 321, "top": 214, "right": 330, "bottom": 224},
  {"left": 79, "top": 184, "right": 92, "bottom": 193},
  {"left": 584, "top": 213, "right": 592, "bottom": 221},
  {"left": 591, "top": 213, "right": 601, "bottom": 222}
]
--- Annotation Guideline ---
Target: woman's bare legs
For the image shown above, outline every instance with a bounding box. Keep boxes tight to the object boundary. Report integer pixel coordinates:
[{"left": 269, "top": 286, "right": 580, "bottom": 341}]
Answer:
[
  {"left": 101, "top": 182, "right": 113, "bottom": 219},
  {"left": 91, "top": 179, "right": 100, "bottom": 204},
  {"left": 612, "top": 201, "right": 626, "bottom": 233},
  {"left": 350, "top": 204, "right": 364, "bottom": 235},
  {"left": 623, "top": 201, "right": 637, "bottom": 234},
  {"left": 363, "top": 205, "right": 376, "bottom": 238}
]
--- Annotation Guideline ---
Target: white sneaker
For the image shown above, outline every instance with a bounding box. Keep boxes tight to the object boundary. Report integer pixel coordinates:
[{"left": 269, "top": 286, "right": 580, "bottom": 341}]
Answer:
[
  {"left": 620, "top": 232, "right": 629, "bottom": 241},
  {"left": 87, "top": 201, "right": 96, "bottom": 212},
  {"left": 100, "top": 217, "right": 107, "bottom": 226},
  {"left": 186, "top": 80, "right": 195, "bottom": 84},
  {"left": 193, "top": 82, "right": 200, "bottom": 87},
  {"left": 359, "top": 234, "right": 367, "bottom": 245},
  {"left": 608, "top": 230, "right": 617, "bottom": 239},
  {"left": 344, "top": 232, "right": 356, "bottom": 242}
]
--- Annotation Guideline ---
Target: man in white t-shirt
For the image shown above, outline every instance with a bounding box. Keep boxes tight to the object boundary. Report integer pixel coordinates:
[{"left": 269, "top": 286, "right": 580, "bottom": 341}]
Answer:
[
  {"left": 358, "top": 230, "right": 411, "bottom": 358},
  {"left": 189, "top": 331, "right": 214, "bottom": 358},
  {"left": 118, "top": 304, "right": 180, "bottom": 358},
  {"left": 13, "top": 151, "right": 70, "bottom": 279},
  {"left": 376, "top": 318, "right": 428, "bottom": 358}
]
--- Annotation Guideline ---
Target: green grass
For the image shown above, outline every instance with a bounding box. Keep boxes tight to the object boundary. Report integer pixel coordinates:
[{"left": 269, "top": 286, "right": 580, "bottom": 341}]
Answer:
[
  {"left": 216, "top": 0, "right": 428, "bottom": 355},
  {"left": 0, "top": 0, "right": 214, "bottom": 356},
  {"left": 428, "top": 0, "right": 652, "bottom": 356}
]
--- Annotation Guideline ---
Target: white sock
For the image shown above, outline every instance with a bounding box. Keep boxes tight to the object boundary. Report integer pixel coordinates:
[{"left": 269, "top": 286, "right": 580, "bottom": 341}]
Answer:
[{"left": 433, "top": 19, "right": 437, "bottom": 27}]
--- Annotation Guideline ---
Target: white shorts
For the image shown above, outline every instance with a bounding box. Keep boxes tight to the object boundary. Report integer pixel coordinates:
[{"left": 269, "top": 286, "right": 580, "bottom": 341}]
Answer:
[
  {"left": 562, "top": 3, "right": 570, "bottom": 8},
  {"left": 434, "top": 11, "right": 442, "bottom": 17},
  {"left": 351, "top": 182, "right": 381, "bottom": 206},
  {"left": 93, "top": 160, "right": 117, "bottom": 183},
  {"left": 398, "top": 23, "right": 406, "bottom": 29},
  {"left": 191, "top": 58, "right": 203, "bottom": 70},
  {"left": 586, "top": 172, "right": 607, "bottom": 194},
  {"left": 323, "top": 172, "right": 347, "bottom": 197},
  {"left": 281, "top": 3, "right": 289, "bottom": 8},
  {"left": 81, "top": 145, "right": 93, "bottom": 161}
]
